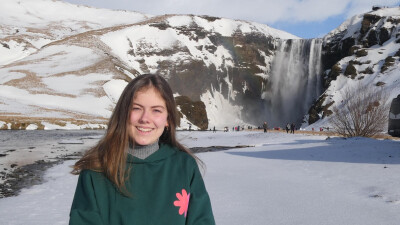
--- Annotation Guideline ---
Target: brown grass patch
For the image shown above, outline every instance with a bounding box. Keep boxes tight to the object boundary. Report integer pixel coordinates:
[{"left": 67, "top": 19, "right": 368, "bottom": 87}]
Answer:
[
  {"left": 0, "top": 115, "right": 108, "bottom": 130},
  {"left": 4, "top": 70, "right": 77, "bottom": 98}
]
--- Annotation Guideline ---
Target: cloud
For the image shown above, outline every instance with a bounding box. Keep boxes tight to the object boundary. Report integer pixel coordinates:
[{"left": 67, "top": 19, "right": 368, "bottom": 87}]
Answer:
[{"left": 63, "top": 0, "right": 400, "bottom": 24}]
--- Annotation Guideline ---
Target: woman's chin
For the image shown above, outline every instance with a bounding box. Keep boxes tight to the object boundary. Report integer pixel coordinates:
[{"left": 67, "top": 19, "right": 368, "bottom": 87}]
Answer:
[{"left": 134, "top": 138, "right": 157, "bottom": 146}]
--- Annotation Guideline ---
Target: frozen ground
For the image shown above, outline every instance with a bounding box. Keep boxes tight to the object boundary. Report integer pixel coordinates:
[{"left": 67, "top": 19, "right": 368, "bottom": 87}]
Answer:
[{"left": 0, "top": 130, "right": 399, "bottom": 225}]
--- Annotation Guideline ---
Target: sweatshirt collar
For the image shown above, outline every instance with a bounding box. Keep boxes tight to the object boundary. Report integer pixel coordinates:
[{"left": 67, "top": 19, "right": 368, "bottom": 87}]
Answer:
[{"left": 127, "top": 143, "right": 177, "bottom": 164}]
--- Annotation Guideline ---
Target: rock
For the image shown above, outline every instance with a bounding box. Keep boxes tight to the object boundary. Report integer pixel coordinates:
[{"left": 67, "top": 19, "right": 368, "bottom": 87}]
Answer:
[{"left": 344, "top": 63, "right": 357, "bottom": 79}]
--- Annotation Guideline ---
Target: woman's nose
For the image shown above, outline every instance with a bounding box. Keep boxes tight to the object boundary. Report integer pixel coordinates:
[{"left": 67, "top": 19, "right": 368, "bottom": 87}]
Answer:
[{"left": 139, "top": 109, "right": 150, "bottom": 123}]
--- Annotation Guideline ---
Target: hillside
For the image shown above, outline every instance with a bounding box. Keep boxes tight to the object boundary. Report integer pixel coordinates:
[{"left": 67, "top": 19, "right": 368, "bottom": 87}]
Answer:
[
  {"left": 306, "top": 6, "right": 400, "bottom": 130},
  {"left": 0, "top": 0, "right": 297, "bottom": 130}
]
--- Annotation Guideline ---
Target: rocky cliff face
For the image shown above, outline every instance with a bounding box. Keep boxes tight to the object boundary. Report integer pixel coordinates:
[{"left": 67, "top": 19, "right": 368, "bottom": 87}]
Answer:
[
  {"left": 307, "top": 7, "right": 400, "bottom": 127},
  {"left": 132, "top": 16, "right": 283, "bottom": 127},
  {"left": 98, "top": 14, "right": 297, "bottom": 128}
]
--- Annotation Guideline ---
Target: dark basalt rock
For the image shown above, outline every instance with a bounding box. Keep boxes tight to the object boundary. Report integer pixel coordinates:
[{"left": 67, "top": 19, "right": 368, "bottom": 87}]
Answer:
[
  {"left": 361, "top": 14, "right": 382, "bottom": 35},
  {"left": 307, "top": 94, "right": 335, "bottom": 125},
  {"left": 324, "top": 63, "right": 341, "bottom": 88},
  {"left": 0, "top": 152, "right": 82, "bottom": 198},
  {"left": 175, "top": 96, "right": 208, "bottom": 130},
  {"left": 366, "top": 29, "right": 379, "bottom": 47},
  {"left": 344, "top": 63, "right": 357, "bottom": 79},
  {"left": 190, "top": 145, "right": 253, "bottom": 153},
  {"left": 1, "top": 42, "right": 10, "bottom": 49},
  {"left": 376, "top": 81, "right": 386, "bottom": 86},
  {"left": 355, "top": 49, "right": 368, "bottom": 57},
  {"left": 381, "top": 56, "right": 396, "bottom": 73},
  {"left": 379, "top": 27, "right": 391, "bottom": 45},
  {"left": 360, "top": 66, "right": 374, "bottom": 74}
]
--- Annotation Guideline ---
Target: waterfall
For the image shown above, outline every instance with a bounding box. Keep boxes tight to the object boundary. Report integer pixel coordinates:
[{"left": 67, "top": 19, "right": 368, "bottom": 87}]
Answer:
[{"left": 263, "top": 39, "right": 323, "bottom": 127}]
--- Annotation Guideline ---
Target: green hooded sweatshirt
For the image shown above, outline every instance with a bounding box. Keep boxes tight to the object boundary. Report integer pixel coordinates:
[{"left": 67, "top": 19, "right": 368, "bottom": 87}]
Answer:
[{"left": 69, "top": 144, "right": 215, "bottom": 225}]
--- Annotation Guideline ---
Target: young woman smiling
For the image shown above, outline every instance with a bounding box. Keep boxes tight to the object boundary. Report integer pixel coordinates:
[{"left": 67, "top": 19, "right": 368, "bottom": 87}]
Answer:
[{"left": 69, "top": 74, "right": 215, "bottom": 225}]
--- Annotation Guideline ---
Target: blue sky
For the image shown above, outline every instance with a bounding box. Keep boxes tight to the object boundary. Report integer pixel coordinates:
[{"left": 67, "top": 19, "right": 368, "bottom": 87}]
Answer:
[
  {"left": 63, "top": 0, "right": 400, "bottom": 38},
  {"left": 271, "top": 15, "right": 347, "bottom": 38}
]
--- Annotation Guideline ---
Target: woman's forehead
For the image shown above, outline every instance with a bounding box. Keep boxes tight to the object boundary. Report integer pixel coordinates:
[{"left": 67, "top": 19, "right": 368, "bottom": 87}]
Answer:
[{"left": 133, "top": 86, "right": 165, "bottom": 103}]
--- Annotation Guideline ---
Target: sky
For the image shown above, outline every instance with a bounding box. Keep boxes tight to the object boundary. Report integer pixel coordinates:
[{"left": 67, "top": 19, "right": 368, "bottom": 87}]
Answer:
[{"left": 62, "top": 0, "right": 400, "bottom": 38}]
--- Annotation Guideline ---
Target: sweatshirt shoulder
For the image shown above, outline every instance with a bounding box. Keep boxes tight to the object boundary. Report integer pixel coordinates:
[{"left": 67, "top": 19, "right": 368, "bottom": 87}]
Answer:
[
  {"left": 80, "top": 169, "right": 101, "bottom": 177},
  {"left": 173, "top": 147, "right": 196, "bottom": 162},
  {"left": 164, "top": 145, "right": 197, "bottom": 167},
  {"left": 78, "top": 169, "right": 107, "bottom": 182}
]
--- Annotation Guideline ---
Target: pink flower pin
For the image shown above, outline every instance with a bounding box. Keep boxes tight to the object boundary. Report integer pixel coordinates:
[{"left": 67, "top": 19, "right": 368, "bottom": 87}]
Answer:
[{"left": 173, "top": 189, "right": 190, "bottom": 217}]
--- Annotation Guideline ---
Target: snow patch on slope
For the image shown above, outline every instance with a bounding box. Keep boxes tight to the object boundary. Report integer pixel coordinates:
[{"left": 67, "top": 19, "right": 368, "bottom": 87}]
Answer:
[
  {"left": 103, "top": 79, "right": 128, "bottom": 104},
  {"left": 201, "top": 88, "right": 249, "bottom": 129}
]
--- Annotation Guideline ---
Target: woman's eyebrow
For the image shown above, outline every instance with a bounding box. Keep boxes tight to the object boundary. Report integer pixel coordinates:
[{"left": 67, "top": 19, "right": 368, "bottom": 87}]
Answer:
[
  {"left": 132, "top": 103, "right": 165, "bottom": 109},
  {"left": 151, "top": 105, "right": 166, "bottom": 109}
]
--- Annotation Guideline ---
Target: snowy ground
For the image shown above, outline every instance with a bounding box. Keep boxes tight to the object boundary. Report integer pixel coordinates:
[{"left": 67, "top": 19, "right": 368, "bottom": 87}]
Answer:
[{"left": 0, "top": 130, "right": 399, "bottom": 225}]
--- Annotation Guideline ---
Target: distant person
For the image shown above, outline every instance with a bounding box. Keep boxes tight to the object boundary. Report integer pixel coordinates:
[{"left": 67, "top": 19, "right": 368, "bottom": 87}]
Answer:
[
  {"left": 286, "top": 123, "right": 290, "bottom": 133},
  {"left": 189, "top": 124, "right": 191, "bottom": 131},
  {"left": 290, "top": 123, "right": 295, "bottom": 134},
  {"left": 213, "top": 126, "right": 216, "bottom": 133},
  {"left": 263, "top": 121, "right": 268, "bottom": 133},
  {"left": 69, "top": 74, "right": 215, "bottom": 225}
]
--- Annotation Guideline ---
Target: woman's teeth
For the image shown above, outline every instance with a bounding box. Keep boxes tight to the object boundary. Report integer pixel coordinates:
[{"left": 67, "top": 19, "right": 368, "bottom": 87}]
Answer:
[{"left": 137, "top": 127, "right": 152, "bottom": 132}]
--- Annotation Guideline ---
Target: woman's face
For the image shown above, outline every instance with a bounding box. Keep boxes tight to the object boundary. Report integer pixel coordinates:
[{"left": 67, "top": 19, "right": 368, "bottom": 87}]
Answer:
[{"left": 128, "top": 87, "right": 169, "bottom": 146}]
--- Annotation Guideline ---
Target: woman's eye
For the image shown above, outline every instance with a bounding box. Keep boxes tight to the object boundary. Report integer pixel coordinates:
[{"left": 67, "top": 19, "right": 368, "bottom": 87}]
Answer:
[
  {"left": 153, "top": 109, "right": 162, "bottom": 113},
  {"left": 132, "top": 107, "right": 141, "bottom": 111}
]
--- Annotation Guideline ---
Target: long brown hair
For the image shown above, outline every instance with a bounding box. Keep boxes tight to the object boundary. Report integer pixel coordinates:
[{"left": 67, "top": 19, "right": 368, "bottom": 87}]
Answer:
[{"left": 72, "top": 74, "right": 198, "bottom": 193}]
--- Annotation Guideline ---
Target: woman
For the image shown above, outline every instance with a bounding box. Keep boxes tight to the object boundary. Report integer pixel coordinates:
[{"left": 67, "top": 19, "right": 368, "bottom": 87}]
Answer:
[{"left": 69, "top": 74, "right": 215, "bottom": 225}]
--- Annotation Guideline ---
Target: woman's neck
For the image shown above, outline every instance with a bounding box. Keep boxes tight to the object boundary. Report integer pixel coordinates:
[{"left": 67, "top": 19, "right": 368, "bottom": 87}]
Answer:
[{"left": 128, "top": 141, "right": 159, "bottom": 159}]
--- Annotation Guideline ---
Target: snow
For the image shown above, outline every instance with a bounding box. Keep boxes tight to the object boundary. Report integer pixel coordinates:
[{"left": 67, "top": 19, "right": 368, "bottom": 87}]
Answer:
[
  {"left": 167, "top": 16, "right": 193, "bottom": 27},
  {"left": 103, "top": 79, "right": 129, "bottom": 104},
  {"left": 200, "top": 88, "right": 248, "bottom": 129},
  {"left": 0, "top": 0, "right": 152, "bottom": 69},
  {"left": 5, "top": 45, "right": 102, "bottom": 77},
  {"left": 42, "top": 73, "right": 113, "bottom": 96},
  {"left": 101, "top": 25, "right": 181, "bottom": 74},
  {"left": 0, "top": 0, "right": 399, "bottom": 133},
  {"left": 370, "top": 7, "right": 400, "bottom": 17},
  {"left": 324, "top": 14, "right": 363, "bottom": 41},
  {"left": 58, "top": 139, "right": 84, "bottom": 144},
  {"left": 325, "top": 6, "right": 400, "bottom": 41},
  {"left": 101, "top": 13, "right": 296, "bottom": 76},
  {"left": 192, "top": 17, "right": 298, "bottom": 39},
  {"left": 0, "top": 130, "right": 399, "bottom": 225},
  {"left": 0, "top": 85, "right": 113, "bottom": 118},
  {"left": 25, "top": 124, "right": 38, "bottom": 130},
  {"left": 0, "top": 40, "right": 36, "bottom": 66},
  {"left": 305, "top": 6, "right": 400, "bottom": 130},
  {"left": 0, "top": 0, "right": 151, "bottom": 32}
]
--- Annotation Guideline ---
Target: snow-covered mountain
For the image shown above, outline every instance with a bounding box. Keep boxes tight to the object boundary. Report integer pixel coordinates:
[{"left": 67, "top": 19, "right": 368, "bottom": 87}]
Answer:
[
  {"left": 1, "top": 0, "right": 399, "bottom": 131},
  {"left": 0, "top": 0, "right": 151, "bottom": 66},
  {"left": 306, "top": 6, "right": 400, "bottom": 129},
  {"left": 0, "top": 0, "right": 297, "bottom": 130}
]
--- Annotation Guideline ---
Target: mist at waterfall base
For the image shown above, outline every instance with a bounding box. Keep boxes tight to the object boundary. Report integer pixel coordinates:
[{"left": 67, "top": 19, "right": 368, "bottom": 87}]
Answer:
[{"left": 262, "top": 39, "right": 323, "bottom": 128}]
